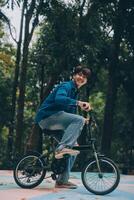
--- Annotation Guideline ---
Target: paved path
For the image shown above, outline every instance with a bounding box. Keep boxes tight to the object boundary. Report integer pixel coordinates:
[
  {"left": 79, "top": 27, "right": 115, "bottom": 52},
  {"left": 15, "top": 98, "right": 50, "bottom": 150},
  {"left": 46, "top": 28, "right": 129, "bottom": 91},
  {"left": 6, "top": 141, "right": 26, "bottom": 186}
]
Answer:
[{"left": 0, "top": 170, "right": 134, "bottom": 200}]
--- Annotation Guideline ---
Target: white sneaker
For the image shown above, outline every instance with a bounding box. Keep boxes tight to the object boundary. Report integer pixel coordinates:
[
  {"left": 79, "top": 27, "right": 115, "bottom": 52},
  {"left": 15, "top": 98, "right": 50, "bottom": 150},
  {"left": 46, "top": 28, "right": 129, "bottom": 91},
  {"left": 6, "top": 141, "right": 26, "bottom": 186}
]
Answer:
[{"left": 55, "top": 148, "right": 80, "bottom": 159}]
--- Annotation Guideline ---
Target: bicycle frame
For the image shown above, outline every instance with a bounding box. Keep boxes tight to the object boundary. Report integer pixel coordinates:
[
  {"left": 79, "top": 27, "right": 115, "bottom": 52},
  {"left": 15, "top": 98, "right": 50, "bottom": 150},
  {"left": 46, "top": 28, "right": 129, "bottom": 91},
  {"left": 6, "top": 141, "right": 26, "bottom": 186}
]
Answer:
[
  {"left": 29, "top": 111, "right": 103, "bottom": 175},
  {"left": 73, "top": 111, "right": 104, "bottom": 173}
]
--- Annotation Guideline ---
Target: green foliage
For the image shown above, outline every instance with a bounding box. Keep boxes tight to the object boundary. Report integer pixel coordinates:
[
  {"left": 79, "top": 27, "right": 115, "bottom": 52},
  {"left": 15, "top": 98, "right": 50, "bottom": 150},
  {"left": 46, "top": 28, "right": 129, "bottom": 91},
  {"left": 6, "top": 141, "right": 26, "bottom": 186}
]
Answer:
[
  {"left": 0, "top": 20, "right": 15, "bottom": 168},
  {"left": 89, "top": 92, "right": 105, "bottom": 117},
  {"left": 0, "top": 42, "right": 15, "bottom": 127}
]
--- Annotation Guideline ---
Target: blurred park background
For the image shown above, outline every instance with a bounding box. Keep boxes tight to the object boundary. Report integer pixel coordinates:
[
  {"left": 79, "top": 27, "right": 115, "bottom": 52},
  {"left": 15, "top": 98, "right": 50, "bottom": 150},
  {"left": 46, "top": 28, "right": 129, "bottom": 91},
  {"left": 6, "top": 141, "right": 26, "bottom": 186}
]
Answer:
[{"left": 0, "top": 0, "right": 134, "bottom": 174}]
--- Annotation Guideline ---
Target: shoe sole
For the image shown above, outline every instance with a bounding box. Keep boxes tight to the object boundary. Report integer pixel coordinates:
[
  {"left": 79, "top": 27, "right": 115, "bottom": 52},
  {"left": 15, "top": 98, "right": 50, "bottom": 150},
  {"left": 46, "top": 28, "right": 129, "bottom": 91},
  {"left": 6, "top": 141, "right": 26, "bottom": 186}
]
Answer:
[
  {"left": 55, "top": 151, "right": 80, "bottom": 159},
  {"left": 55, "top": 185, "right": 77, "bottom": 189}
]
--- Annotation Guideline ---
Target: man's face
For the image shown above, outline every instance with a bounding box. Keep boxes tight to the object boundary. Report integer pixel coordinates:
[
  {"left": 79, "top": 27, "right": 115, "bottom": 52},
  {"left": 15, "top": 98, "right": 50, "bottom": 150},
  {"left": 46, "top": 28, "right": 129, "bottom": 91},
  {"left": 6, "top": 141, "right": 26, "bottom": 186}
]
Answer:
[{"left": 73, "top": 72, "right": 87, "bottom": 88}]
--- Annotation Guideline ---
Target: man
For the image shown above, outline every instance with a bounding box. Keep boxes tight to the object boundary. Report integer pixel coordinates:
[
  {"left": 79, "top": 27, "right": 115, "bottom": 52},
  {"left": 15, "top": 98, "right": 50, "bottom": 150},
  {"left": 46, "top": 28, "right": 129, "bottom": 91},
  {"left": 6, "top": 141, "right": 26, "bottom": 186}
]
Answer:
[{"left": 35, "top": 65, "right": 92, "bottom": 189}]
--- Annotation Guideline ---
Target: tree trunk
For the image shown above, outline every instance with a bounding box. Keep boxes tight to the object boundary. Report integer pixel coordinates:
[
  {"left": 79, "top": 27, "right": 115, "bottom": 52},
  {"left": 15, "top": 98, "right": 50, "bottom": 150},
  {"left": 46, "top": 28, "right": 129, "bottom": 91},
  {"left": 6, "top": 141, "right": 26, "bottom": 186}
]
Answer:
[
  {"left": 7, "top": 1, "right": 25, "bottom": 158},
  {"left": 101, "top": 66, "right": 117, "bottom": 156},
  {"left": 15, "top": 0, "right": 31, "bottom": 154},
  {"left": 15, "top": 40, "right": 29, "bottom": 154},
  {"left": 101, "top": 29, "right": 121, "bottom": 156},
  {"left": 15, "top": 0, "right": 44, "bottom": 154},
  {"left": 100, "top": 0, "right": 126, "bottom": 156},
  {"left": 40, "top": 65, "right": 45, "bottom": 103},
  {"left": 26, "top": 124, "right": 43, "bottom": 153}
]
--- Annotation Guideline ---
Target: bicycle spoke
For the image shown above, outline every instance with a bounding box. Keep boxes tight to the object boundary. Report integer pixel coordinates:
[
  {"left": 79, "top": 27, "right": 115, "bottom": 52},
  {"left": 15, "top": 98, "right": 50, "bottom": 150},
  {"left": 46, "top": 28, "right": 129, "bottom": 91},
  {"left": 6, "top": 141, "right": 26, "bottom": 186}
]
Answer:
[
  {"left": 82, "top": 158, "right": 120, "bottom": 195},
  {"left": 14, "top": 154, "right": 46, "bottom": 188}
]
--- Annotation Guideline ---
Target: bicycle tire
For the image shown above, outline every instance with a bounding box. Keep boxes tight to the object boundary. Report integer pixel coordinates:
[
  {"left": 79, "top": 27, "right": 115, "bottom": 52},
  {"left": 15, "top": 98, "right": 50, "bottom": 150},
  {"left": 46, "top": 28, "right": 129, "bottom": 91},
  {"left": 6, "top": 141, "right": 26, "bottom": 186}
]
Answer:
[
  {"left": 81, "top": 157, "right": 120, "bottom": 195},
  {"left": 13, "top": 153, "right": 46, "bottom": 189}
]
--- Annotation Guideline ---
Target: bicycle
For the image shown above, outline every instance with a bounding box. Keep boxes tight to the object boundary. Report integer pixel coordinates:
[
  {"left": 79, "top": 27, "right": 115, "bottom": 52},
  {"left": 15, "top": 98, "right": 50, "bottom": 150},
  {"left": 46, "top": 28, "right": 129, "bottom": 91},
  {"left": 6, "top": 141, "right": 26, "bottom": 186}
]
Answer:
[{"left": 13, "top": 111, "right": 120, "bottom": 195}]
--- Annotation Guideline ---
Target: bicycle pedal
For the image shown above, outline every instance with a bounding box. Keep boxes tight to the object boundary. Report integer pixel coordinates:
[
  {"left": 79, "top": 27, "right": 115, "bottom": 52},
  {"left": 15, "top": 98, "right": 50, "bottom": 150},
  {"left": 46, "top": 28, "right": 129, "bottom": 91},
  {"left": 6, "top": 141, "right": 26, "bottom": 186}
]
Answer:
[{"left": 51, "top": 173, "right": 57, "bottom": 180}]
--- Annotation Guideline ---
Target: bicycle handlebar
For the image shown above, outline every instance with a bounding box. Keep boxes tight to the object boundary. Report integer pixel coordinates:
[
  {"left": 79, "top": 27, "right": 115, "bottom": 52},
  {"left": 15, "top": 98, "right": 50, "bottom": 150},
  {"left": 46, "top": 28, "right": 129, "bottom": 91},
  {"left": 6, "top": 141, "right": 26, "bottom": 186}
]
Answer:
[{"left": 87, "top": 110, "right": 97, "bottom": 126}]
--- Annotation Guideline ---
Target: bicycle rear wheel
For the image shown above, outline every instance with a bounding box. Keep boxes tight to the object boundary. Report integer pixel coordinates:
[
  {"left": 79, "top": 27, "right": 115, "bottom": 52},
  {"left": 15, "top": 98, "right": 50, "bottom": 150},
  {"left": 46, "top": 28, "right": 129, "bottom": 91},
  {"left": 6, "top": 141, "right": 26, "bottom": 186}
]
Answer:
[
  {"left": 13, "top": 154, "right": 46, "bottom": 189},
  {"left": 81, "top": 157, "right": 120, "bottom": 195}
]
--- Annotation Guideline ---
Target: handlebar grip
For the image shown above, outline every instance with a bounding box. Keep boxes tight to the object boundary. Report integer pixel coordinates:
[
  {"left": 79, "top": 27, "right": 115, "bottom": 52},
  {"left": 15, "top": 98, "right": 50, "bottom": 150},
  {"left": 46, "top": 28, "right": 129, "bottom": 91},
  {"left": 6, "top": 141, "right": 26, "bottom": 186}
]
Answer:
[
  {"left": 83, "top": 103, "right": 89, "bottom": 110},
  {"left": 83, "top": 103, "right": 86, "bottom": 107}
]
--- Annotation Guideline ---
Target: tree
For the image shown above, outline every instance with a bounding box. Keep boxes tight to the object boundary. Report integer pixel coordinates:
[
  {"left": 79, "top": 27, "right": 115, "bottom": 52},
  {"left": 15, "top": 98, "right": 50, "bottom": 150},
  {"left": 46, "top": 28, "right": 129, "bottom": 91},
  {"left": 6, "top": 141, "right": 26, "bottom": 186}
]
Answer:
[
  {"left": 6, "top": 0, "right": 25, "bottom": 160},
  {"left": 15, "top": 0, "right": 48, "bottom": 154},
  {"left": 99, "top": 0, "right": 126, "bottom": 156},
  {"left": 26, "top": 0, "right": 103, "bottom": 155}
]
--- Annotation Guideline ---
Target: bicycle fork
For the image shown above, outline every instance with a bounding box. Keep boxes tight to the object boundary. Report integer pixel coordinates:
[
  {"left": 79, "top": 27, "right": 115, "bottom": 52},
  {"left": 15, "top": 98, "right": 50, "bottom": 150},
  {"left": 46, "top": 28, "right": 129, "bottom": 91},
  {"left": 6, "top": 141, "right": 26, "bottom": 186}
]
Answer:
[{"left": 92, "top": 143, "right": 103, "bottom": 178}]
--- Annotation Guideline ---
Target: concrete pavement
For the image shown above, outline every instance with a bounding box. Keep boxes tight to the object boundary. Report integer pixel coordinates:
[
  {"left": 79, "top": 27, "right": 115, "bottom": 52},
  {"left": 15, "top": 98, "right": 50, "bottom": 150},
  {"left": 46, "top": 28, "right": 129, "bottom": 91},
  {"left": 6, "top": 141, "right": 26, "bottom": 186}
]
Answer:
[{"left": 0, "top": 170, "right": 134, "bottom": 200}]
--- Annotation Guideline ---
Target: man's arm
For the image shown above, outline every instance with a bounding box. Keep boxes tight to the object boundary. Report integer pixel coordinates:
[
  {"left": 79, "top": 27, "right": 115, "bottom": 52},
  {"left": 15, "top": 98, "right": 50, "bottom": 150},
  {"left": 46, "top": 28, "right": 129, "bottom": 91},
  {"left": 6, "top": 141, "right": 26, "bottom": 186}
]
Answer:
[
  {"left": 55, "top": 83, "right": 77, "bottom": 106},
  {"left": 55, "top": 83, "right": 92, "bottom": 111}
]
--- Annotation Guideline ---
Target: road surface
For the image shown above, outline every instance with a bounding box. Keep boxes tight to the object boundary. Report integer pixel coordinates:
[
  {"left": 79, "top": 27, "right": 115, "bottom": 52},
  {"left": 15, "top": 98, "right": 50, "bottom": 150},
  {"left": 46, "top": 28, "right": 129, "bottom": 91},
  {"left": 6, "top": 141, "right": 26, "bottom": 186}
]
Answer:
[{"left": 0, "top": 170, "right": 134, "bottom": 200}]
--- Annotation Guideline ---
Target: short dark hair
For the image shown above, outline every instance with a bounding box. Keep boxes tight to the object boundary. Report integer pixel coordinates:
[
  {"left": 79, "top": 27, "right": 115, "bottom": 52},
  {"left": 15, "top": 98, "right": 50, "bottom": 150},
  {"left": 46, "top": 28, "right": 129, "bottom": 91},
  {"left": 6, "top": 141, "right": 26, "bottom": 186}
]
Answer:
[{"left": 73, "top": 65, "right": 91, "bottom": 79}]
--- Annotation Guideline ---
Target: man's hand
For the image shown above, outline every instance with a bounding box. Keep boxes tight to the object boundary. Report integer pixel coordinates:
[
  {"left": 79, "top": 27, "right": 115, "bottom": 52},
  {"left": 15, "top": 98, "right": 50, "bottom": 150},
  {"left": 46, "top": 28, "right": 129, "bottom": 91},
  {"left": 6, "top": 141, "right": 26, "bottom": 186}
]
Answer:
[
  {"left": 84, "top": 117, "right": 90, "bottom": 124},
  {"left": 77, "top": 101, "right": 92, "bottom": 112}
]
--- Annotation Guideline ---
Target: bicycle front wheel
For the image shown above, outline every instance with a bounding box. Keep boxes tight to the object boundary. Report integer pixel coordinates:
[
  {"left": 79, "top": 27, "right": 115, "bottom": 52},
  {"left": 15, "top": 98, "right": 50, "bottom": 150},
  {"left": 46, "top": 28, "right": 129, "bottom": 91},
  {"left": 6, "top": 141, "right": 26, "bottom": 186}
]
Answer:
[
  {"left": 13, "top": 154, "right": 46, "bottom": 189},
  {"left": 81, "top": 157, "right": 120, "bottom": 195}
]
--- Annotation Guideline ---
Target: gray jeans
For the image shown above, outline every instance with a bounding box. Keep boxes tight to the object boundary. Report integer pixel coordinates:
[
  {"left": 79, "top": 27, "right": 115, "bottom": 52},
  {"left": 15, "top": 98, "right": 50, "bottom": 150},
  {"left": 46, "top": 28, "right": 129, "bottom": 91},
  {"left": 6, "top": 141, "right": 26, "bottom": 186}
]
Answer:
[{"left": 39, "top": 111, "right": 85, "bottom": 183}]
